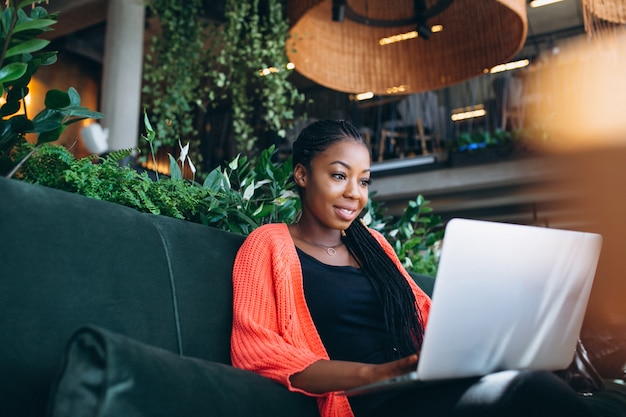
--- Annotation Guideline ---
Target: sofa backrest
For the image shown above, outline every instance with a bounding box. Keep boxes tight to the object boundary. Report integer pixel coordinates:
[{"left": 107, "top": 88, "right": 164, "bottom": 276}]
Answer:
[{"left": 0, "top": 177, "right": 245, "bottom": 417}]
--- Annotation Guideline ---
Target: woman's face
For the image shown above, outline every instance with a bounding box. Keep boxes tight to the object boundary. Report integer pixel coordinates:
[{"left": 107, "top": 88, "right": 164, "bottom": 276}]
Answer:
[{"left": 295, "top": 138, "right": 371, "bottom": 231}]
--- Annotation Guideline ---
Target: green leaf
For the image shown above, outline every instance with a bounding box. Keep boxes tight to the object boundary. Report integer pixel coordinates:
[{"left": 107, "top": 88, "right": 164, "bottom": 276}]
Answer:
[
  {"left": 37, "top": 125, "right": 65, "bottom": 144},
  {"left": 63, "top": 116, "right": 89, "bottom": 126},
  {"left": 143, "top": 109, "right": 154, "bottom": 135},
  {"left": 32, "top": 108, "right": 64, "bottom": 132},
  {"left": 9, "top": 114, "right": 34, "bottom": 132},
  {"left": 41, "top": 53, "right": 57, "bottom": 66},
  {"left": 12, "top": 18, "right": 56, "bottom": 34},
  {"left": 203, "top": 168, "right": 223, "bottom": 191},
  {"left": 168, "top": 154, "right": 182, "bottom": 180},
  {"left": 252, "top": 203, "right": 265, "bottom": 217},
  {"left": 44, "top": 89, "right": 71, "bottom": 109},
  {"left": 1, "top": 100, "right": 20, "bottom": 116},
  {"left": 5, "top": 39, "right": 50, "bottom": 58},
  {"left": 0, "top": 62, "right": 28, "bottom": 83},
  {"left": 253, "top": 203, "right": 275, "bottom": 219},
  {"left": 63, "top": 106, "right": 104, "bottom": 120},
  {"left": 68, "top": 87, "right": 81, "bottom": 106},
  {"left": 6, "top": 85, "right": 28, "bottom": 101},
  {"left": 29, "top": 6, "right": 52, "bottom": 20}
]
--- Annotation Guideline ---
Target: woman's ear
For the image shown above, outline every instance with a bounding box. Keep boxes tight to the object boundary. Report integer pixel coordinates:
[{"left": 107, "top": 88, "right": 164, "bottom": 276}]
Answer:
[{"left": 293, "top": 163, "right": 308, "bottom": 187}]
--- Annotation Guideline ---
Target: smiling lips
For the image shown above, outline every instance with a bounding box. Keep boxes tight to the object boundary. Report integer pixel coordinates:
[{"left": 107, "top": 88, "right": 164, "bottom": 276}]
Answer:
[{"left": 335, "top": 206, "right": 358, "bottom": 221}]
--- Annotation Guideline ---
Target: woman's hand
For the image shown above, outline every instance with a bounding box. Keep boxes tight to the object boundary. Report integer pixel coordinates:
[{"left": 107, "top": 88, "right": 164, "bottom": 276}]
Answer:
[
  {"left": 290, "top": 354, "right": 419, "bottom": 394},
  {"left": 366, "top": 353, "right": 419, "bottom": 384}
]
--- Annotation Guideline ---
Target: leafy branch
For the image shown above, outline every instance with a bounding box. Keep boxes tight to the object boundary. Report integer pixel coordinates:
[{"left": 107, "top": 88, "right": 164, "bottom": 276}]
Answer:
[
  {"left": 0, "top": 1, "right": 103, "bottom": 176},
  {"left": 142, "top": 0, "right": 305, "bottom": 163}
]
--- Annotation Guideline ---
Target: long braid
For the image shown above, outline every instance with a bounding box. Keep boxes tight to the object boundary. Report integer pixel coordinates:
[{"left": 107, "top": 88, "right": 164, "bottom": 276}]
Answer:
[
  {"left": 292, "top": 119, "right": 425, "bottom": 359},
  {"left": 343, "top": 219, "right": 425, "bottom": 358}
]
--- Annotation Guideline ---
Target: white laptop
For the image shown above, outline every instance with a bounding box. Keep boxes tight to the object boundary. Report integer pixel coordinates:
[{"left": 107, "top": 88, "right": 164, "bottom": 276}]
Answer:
[{"left": 344, "top": 218, "right": 602, "bottom": 396}]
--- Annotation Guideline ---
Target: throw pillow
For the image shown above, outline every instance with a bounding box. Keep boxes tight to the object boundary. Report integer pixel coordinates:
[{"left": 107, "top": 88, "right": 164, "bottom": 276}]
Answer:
[{"left": 45, "top": 325, "right": 318, "bottom": 417}]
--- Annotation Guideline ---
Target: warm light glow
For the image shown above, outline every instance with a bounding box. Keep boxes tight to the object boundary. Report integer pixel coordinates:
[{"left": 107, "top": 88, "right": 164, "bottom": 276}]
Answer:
[
  {"left": 25, "top": 77, "right": 45, "bottom": 117},
  {"left": 451, "top": 105, "right": 486, "bottom": 122},
  {"left": 529, "top": 0, "right": 563, "bottom": 7},
  {"left": 490, "top": 59, "right": 530, "bottom": 74},
  {"left": 259, "top": 62, "right": 295, "bottom": 76},
  {"left": 379, "top": 31, "right": 418, "bottom": 45},
  {"left": 385, "top": 85, "right": 408, "bottom": 94},
  {"left": 527, "top": 31, "right": 626, "bottom": 152},
  {"left": 259, "top": 67, "right": 279, "bottom": 76},
  {"left": 355, "top": 92, "right": 374, "bottom": 101},
  {"left": 379, "top": 25, "right": 443, "bottom": 46},
  {"left": 141, "top": 158, "right": 171, "bottom": 176}
]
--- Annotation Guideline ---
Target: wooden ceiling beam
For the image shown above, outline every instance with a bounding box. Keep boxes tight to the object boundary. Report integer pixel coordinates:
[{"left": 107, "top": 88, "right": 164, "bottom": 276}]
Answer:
[{"left": 41, "top": 0, "right": 109, "bottom": 40}]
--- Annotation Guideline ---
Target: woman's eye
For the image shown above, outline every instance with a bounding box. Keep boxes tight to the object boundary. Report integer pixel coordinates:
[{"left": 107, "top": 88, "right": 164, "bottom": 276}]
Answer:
[
  {"left": 332, "top": 173, "right": 346, "bottom": 180},
  {"left": 360, "top": 179, "right": 371, "bottom": 187}
]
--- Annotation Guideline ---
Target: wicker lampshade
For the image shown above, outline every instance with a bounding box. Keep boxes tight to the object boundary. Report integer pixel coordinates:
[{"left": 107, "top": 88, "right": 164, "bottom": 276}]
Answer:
[
  {"left": 286, "top": 0, "right": 527, "bottom": 95},
  {"left": 582, "top": 0, "right": 626, "bottom": 39},
  {"left": 582, "top": 0, "right": 626, "bottom": 24}
]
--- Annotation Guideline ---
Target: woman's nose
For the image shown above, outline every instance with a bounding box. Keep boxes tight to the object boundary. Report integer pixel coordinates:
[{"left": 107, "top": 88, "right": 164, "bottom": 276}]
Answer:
[{"left": 344, "top": 179, "right": 359, "bottom": 198}]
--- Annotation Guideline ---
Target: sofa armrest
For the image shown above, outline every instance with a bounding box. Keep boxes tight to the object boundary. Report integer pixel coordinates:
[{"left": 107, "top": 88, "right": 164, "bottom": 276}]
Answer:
[{"left": 46, "top": 326, "right": 319, "bottom": 417}]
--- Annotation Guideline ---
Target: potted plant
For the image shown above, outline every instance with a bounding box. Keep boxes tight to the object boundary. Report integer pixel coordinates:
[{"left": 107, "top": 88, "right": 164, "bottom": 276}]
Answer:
[{"left": 0, "top": 0, "right": 103, "bottom": 177}]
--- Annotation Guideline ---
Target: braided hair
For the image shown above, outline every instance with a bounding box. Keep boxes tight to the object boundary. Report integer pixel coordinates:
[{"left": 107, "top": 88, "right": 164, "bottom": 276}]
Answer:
[{"left": 292, "top": 119, "right": 425, "bottom": 359}]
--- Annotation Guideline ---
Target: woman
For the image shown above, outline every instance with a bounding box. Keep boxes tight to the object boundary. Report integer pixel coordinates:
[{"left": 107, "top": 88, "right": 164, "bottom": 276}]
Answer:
[{"left": 231, "top": 120, "right": 598, "bottom": 417}]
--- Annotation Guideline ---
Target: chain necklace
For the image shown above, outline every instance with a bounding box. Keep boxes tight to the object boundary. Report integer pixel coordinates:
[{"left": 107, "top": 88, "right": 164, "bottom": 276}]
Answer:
[{"left": 295, "top": 223, "right": 343, "bottom": 256}]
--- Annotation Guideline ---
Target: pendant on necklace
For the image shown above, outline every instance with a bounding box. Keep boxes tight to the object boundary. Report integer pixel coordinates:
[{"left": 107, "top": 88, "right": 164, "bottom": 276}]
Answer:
[{"left": 326, "top": 247, "right": 337, "bottom": 256}]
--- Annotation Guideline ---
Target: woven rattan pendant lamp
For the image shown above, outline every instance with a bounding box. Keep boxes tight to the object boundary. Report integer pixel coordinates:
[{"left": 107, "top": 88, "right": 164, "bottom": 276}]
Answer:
[
  {"left": 582, "top": 0, "right": 626, "bottom": 38},
  {"left": 582, "top": 0, "right": 626, "bottom": 25},
  {"left": 286, "top": 0, "right": 527, "bottom": 95}
]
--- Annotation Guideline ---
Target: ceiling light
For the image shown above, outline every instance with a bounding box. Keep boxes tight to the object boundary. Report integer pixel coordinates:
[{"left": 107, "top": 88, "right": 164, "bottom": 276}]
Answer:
[
  {"left": 451, "top": 105, "right": 486, "bottom": 122},
  {"left": 355, "top": 92, "right": 374, "bottom": 101},
  {"left": 259, "top": 67, "right": 279, "bottom": 76},
  {"left": 379, "top": 31, "right": 418, "bottom": 46},
  {"left": 386, "top": 85, "right": 408, "bottom": 94},
  {"left": 529, "top": 0, "right": 563, "bottom": 8},
  {"left": 431, "top": 25, "right": 443, "bottom": 33},
  {"left": 379, "top": 25, "right": 443, "bottom": 46},
  {"left": 490, "top": 58, "right": 530, "bottom": 73},
  {"left": 259, "top": 63, "right": 295, "bottom": 76}
]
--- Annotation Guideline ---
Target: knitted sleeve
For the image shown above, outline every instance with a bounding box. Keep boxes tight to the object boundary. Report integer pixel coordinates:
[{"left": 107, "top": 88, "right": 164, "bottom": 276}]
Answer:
[{"left": 230, "top": 224, "right": 327, "bottom": 395}]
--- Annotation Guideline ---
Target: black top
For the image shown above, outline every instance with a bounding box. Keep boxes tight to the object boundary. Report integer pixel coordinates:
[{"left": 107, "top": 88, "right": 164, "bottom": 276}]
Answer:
[
  {"left": 298, "top": 248, "right": 401, "bottom": 416},
  {"left": 298, "top": 247, "right": 396, "bottom": 364}
]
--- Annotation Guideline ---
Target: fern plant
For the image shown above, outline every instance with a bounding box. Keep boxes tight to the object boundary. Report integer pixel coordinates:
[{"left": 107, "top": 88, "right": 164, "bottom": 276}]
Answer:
[
  {"left": 15, "top": 138, "right": 300, "bottom": 233},
  {"left": 14, "top": 135, "right": 442, "bottom": 276}
]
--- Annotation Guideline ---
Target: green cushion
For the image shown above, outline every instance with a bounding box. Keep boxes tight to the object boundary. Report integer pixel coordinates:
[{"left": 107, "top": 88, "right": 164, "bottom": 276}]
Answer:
[
  {"left": 410, "top": 272, "right": 436, "bottom": 297},
  {"left": 46, "top": 326, "right": 319, "bottom": 417}
]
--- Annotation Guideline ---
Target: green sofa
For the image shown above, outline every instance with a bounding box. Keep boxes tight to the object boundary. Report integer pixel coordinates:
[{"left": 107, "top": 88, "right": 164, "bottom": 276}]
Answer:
[
  {"left": 1, "top": 177, "right": 624, "bottom": 417},
  {"left": 0, "top": 176, "right": 322, "bottom": 417}
]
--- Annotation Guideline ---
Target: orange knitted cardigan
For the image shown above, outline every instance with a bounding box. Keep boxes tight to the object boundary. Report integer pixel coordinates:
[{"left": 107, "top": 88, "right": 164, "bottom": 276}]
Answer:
[{"left": 231, "top": 223, "right": 432, "bottom": 417}]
